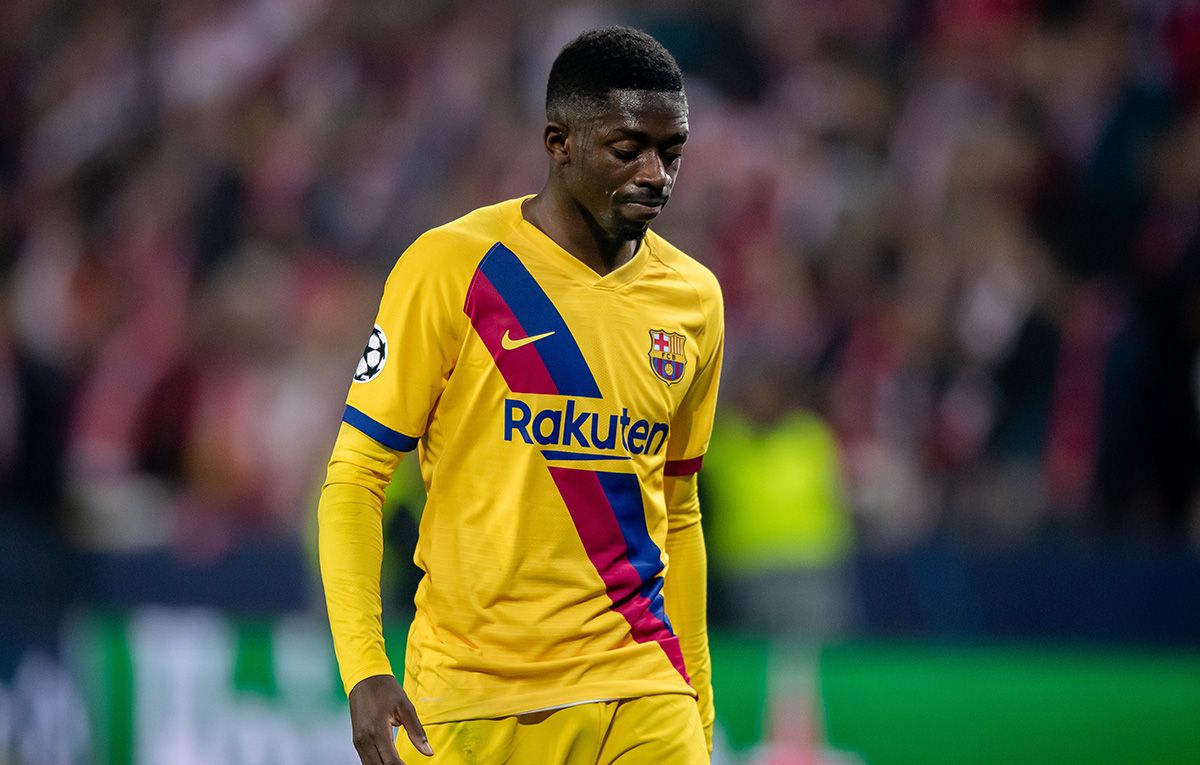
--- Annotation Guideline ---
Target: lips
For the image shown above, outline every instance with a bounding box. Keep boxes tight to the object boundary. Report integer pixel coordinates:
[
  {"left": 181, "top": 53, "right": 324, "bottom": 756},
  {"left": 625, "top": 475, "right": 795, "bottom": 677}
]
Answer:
[
  {"left": 618, "top": 197, "right": 667, "bottom": 219},
  {"left": 620, "top": 202, "right": 664, "bottom": 221},
  {"left": 619, "top": 196, "right": 666, "bottom": 208}
]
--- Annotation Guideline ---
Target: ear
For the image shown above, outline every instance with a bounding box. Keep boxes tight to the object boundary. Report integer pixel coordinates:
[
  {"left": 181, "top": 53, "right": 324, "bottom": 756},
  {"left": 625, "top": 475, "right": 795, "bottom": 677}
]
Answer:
[{"left": 544, "top": 122, "right": 571, "bottom": 166}]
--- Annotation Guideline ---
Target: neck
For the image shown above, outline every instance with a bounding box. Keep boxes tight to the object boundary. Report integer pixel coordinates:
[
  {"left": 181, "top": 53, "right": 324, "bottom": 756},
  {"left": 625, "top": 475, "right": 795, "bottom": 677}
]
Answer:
[{"left": 522, "top": 187, "right": 640, "bottom": 277}]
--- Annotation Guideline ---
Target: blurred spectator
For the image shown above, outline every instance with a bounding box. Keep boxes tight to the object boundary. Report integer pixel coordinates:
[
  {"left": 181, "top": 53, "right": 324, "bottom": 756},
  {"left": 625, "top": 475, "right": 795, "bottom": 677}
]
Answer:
[
  {"left": 0, "top": 273, "right": 73, "bottom": 672},
  {"left": 704, "top": 363, "right": 855, "bottom": 639},
  {"left": 0, "top": 0, "right": 1196, "bottom": 632}
]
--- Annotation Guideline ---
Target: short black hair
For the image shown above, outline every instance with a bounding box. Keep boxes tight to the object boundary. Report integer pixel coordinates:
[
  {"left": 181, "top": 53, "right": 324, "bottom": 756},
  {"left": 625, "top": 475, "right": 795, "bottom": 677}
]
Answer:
[{"left": 546, "top": 26, "right": 684, "bottom": 123}]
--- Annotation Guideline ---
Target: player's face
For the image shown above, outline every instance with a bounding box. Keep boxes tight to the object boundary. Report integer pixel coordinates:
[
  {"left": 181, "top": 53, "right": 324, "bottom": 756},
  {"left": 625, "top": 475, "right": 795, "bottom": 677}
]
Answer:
[{"left": 567, "top": 90, "right": 689, "bottom": 242}]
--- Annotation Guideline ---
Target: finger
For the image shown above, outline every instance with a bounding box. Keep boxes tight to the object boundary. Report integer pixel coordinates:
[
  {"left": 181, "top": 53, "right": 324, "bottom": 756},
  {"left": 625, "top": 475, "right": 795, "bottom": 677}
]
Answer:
[
  {"left": 352, "top": 730, "right": 384, "bottom": 765},
  {"left": 375, "top": 740, "right": 405, "bottom": 765},
  {"left": 367, "top": 722, "right": 406, "bottom": 765},
  {"left": 394, "top": 696, "right": 434, "bottom": 757}
]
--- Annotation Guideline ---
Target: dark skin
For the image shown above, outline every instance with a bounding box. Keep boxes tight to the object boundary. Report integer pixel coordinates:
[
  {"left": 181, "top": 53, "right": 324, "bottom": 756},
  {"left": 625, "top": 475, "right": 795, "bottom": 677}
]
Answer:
[
  {"left": 347, "top": 88, "right": 688, "bottom": 765},
  {"left": 349, "top": 674, "right": 432, "bottom": 764},
  {"left": 523, "top": 89, "right": 689, "bottom": 276}
]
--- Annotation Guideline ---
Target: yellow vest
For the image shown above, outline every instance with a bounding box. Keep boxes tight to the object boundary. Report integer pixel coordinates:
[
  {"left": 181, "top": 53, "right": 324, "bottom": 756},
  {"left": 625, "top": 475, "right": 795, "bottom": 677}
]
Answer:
[{"left": 704, "top": 411, "right": 852, "bottom": 572}]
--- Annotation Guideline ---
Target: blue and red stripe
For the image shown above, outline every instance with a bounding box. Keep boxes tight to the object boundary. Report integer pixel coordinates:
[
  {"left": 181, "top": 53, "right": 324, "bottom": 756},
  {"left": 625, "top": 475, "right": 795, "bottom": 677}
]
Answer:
[
  {"left": 464, "top": 243, "right": 601, "bottom": 398},
  {"left": 548, "top": 466, "right": 689, "bottom": 682}
]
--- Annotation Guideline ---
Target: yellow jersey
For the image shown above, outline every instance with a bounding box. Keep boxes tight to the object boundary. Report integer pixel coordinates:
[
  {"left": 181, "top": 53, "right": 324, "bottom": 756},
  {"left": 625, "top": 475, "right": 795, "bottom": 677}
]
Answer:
[{"left": 326, "top": 196, "right": 723, "bottom": 724}]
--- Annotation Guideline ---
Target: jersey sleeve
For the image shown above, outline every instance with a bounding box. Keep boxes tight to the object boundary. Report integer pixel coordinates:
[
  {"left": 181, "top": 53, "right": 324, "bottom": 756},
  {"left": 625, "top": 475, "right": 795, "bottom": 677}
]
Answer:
[
  {"left": 662, "top": 472, "right": 714, "bottom": 751},
  {"left": 343, "top": 230, "right": 470, "bottom": 450},
  {"left": 665, "top": 281, "right": 725, "bottom": 476},
  {"left": 318, "top": 424, "right": 402, "bottom": 695}
]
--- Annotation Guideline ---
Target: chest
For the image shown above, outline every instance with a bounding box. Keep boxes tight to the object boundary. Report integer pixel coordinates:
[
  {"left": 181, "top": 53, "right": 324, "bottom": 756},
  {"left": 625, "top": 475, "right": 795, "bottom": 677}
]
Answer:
[{"left": 460, "top": 246, "right": 704, "bottom": 426}]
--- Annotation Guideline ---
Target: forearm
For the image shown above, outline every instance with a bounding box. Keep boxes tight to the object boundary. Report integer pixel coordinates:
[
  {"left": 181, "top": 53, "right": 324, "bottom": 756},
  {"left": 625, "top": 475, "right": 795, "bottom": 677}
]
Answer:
[
  {"left": 318, "top": 423, "right": 402, "bottom": 695},
  {"left": 662, "top": 473, "right": 714, "bottom": 753}
]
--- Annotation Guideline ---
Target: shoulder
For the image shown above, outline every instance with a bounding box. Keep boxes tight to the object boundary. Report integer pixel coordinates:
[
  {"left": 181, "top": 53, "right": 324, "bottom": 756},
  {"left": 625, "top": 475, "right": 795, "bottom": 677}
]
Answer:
[
  {"left": 646, "top": 230, "right": 723, "bottom": 316},
  {"left": 388, "top": 198, "right": 523, "bottom": 281},
  {"left": 409, "top": 200, "right": 513, "bottom": 256}
]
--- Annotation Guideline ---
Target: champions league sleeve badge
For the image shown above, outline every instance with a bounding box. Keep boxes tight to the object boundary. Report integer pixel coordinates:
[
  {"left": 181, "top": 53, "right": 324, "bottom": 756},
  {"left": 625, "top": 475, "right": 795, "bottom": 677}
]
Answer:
[
  {"left": 353, "top": 324, "right": 388, "bottom": 383},
  {"left": 648, "top": 329, "right": 686, "bottom": 384}
]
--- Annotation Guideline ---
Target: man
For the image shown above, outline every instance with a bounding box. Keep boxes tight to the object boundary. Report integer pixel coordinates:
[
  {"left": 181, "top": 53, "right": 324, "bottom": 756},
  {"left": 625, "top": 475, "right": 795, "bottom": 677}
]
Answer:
[{"left": 318, "top": 26, "right": 723, "bottom": 765}]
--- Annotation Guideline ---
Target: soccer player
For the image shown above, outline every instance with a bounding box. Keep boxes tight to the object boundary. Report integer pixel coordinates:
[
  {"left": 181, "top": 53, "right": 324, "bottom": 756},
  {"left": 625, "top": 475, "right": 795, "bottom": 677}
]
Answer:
[{"left": 318, "top": 26, "right": 723, "bottom": 765}]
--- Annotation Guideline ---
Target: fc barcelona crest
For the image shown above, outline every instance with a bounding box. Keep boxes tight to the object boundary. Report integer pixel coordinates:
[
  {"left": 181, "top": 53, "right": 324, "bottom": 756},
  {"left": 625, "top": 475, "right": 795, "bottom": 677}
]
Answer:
[{"left": 648, "top": 330, "right": 686, "bottom": 384}]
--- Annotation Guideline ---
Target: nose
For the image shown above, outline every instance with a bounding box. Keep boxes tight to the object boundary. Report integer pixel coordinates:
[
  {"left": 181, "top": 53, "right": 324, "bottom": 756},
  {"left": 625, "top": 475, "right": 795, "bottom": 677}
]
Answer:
[{"left": 634, "top": 152, "right": 671, "bottom": 193}]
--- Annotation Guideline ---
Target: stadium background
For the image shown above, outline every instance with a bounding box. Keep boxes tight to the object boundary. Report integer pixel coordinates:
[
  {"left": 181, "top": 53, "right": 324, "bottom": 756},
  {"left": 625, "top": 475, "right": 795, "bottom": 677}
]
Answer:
[{"left": 2, "top": 0, "right": 1199, "bottom": 763}]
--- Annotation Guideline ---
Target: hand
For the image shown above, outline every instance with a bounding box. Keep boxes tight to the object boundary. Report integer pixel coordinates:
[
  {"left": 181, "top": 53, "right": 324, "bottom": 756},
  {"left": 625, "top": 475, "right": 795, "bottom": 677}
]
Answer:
[{"left": 348, "top": 674, "right": 434, "bottom": 764}]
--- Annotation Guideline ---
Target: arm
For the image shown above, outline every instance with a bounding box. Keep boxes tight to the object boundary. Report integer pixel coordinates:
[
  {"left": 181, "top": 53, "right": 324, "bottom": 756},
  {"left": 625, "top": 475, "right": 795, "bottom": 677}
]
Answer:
[
  {"left": 661, "top": 269, "right": 723, "bottom": 754},
  {"left": 662, "top": 471, "right": 714, "bottom": 754},
  {"left": 318, "top": 423, "right": 433, "bottom": 763},
  {"left": 320, "top": 229, "right": 467, "bottom": 763}
]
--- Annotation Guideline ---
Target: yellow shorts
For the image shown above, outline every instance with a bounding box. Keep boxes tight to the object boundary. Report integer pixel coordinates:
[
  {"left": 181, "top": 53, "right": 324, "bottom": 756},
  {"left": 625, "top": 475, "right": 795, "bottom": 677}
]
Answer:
[{"left": 394, "top": 693, "right": 707, "bottom": 765}]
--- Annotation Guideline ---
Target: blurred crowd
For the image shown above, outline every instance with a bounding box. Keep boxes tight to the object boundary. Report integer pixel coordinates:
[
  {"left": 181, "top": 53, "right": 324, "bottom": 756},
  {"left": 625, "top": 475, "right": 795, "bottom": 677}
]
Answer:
[{"left": 2, "top": 0, "right": 1199, "bottom": 630}]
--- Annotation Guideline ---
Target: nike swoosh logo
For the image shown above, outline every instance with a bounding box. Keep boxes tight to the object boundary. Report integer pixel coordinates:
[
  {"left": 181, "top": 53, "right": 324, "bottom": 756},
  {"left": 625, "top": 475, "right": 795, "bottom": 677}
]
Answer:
[{"left": 501, "top": 329, "right": 555, "bottom": 351}]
